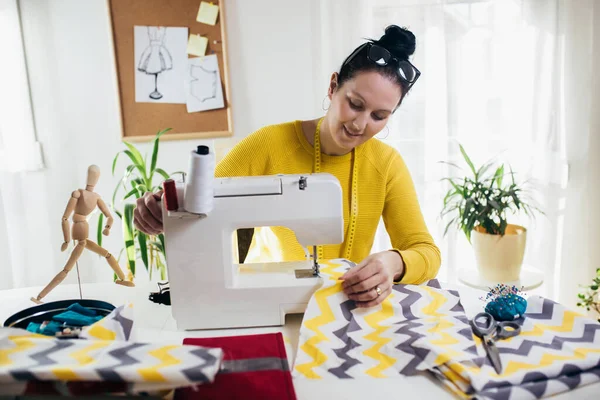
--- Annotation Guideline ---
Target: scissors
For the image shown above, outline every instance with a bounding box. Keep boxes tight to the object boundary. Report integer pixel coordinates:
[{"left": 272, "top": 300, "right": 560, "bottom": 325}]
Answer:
[{"left": 470, "top": 312, "right": 521, "bottom": 374}]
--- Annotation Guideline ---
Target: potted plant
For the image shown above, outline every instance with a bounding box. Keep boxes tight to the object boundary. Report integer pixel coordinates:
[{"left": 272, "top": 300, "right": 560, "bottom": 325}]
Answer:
[
  {"left": 97, "top": 128, "right": 181, "bottom": 283},
  {"left": 440, "top": 144, "right": 543, "bottom": 282},
  {"left": 577, "top": 269, "right": 600, "bottom": 322}
]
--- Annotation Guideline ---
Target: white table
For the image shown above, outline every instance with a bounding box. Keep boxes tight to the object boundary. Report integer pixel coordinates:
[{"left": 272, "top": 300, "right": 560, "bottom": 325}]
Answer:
[{"left": 1, "top": 282, "right": 596, "bottom": 399}]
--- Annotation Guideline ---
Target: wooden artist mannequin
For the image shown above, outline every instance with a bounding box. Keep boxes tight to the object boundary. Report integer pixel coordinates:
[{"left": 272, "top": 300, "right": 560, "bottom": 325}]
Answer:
[{"left": 31, "top": 165, "right": 134, "bottom": 304}]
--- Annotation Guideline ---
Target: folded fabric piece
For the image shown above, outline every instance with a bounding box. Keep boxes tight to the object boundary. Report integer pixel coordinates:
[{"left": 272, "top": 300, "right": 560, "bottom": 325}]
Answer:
[
  {"left": 25, "top": 302, "right": 104, "bottom": 336},
  {"left": 66, "top": 302, "right": 98, "bottom": 317},
  {"left": 0, "top": 304, "right": 223, "bottom": 396},
  {"left": 51, "top": 310, "right": 103, "bottom": 326},
  {"left": 293, "top": 259, "right": 600, "bottom": 400},
  {"left": 80, "top": 302, "right": 134, "bottom": 341},
  {"left": 436, "top": 295, "right": 600, "bottom": 399},
  {"left": 176, "top": 333, "right": 296, "bottom": 400}
]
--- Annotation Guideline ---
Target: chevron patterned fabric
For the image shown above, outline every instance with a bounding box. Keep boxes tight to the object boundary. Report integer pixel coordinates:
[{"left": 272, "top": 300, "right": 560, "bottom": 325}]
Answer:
[
  {"left": 0, "top": 304, "right": 223, "bottom": 396},
  {"left": 293, "top": 259, "right": 600, "bottom": 400},
  {"left": 80, "top": 303, "right": 135, "bottom": 341}
]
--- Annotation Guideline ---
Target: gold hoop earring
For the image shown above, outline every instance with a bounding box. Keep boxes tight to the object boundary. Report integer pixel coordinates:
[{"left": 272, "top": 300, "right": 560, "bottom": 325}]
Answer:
[
  {"left": 322, "top": 95, "right": 331, "bottom": 111},
  {"left": 376, "top": 125, "right": 390, "bottom": 140}
]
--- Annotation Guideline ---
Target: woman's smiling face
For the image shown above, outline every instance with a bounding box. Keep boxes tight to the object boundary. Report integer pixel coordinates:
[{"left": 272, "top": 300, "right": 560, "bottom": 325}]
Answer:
[{"left": 324, "top": 70, "right": 403, "bottom": 153}]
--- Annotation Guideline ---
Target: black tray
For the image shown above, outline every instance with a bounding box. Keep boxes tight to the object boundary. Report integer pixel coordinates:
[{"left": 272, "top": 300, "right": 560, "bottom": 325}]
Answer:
[{"left": 4, "top": 299, "right": 116, "bottom": 330}]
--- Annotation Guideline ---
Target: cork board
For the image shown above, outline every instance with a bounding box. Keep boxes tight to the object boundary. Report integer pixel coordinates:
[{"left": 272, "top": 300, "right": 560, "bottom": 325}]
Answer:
[{"left": 107, "top": 0, "right": 233, "bottom": 142}]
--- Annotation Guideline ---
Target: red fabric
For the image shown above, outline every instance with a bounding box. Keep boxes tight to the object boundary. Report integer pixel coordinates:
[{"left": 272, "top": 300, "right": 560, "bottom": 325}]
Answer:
[{"left": 175, "top": 333, "right": 297, "bottom": 400}]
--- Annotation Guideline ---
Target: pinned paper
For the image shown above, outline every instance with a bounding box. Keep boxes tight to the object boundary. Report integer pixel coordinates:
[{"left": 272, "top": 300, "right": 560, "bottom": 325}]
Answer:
[
  {"left": 196, "top": 1, "right": 219, "bottom": 25},
  {"left": 187, "top": 34, "right": 208, "bottom": 57},
  {"left": 184, "top": 54, "right": 225, "bottom": 113}
]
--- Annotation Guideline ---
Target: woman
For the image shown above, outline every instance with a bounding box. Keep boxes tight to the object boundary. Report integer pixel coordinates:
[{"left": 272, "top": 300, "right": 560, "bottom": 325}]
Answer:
[{"left": 134, "top": 25, "right": 441, "bottom": 308}]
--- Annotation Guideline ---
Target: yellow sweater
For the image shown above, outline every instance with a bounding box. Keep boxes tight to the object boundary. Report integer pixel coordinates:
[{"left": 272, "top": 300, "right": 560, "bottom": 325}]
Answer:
[{"left": 215, "top": 120, "right": 441, "bottom": 284}]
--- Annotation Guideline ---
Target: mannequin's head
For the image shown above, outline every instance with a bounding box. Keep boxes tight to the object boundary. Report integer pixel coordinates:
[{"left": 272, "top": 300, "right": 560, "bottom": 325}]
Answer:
[{"left": 86, "top": 165, "right": 100, "bottom": 190}]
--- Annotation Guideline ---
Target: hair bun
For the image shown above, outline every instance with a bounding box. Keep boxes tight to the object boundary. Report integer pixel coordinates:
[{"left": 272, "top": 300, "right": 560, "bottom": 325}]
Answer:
[{"left": 378, "top": 25, "right": 416, "bottom": 59}]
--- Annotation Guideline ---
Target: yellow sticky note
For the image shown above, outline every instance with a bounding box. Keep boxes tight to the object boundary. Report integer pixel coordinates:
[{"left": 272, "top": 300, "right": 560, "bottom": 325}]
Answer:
[
  {"left": 187, "top": 34, "right": 208, "bottom": 57},
  {"left": 196, "top": 1, "right": 219, "bottom": 25}
]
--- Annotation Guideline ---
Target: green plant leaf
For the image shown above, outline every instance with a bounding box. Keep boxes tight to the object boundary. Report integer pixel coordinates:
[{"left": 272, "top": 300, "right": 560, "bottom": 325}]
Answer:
[
  {"left": 509, "top": 165, "right": 516, "bottom": 185},
  {"left": 494, "top": 165, "right": 505, "bottom": 188},
  {"left": 150, "top": 128, "right": 171, "bottom": 175},
  {"left": 154, "top": 168, "right": 171, "bottom": 182},
  {"left": 443, "top": 217, "right": 457, "bottom": 237},
  {"left": 123, "top": 141, "right": 144, "bottom": 166},
  {"left": 97, "top": 213, "right": 104, "bottom": 247},
  {"left": 111, "top": 165, "right": 137, "bottom": 208},
  {"left": 459, "top": 144, "right": 477, "bottom": 178},
  {"left": 158, "top": 232, "right": 165, "bottom": 251},
  {"left": 442, "top": 178, "right": 463, "bottom": 193},
  {"left": 136, "top": 184, "right": 148, "bottom": 194},
  {"left": 489, "top": 199, "right": 501, "bottom": 210},
  {"left": 123, "top": 187, "right": 139, "bottom": 200},
  {"left": 112, "top": 151, "right": 123, "bottom": 176},
  {"left": 123, "top": 203, "right": 136, "bottom": 276},
  {"left": 476, "top": 162, "right": 493, "bottom": 182},
  {"left": 150, "top": 240, "right": 165, "bottom": 253},
  {"left": 138, "top": 232, "right": 149, "bottom": 272},
  {"left": 123, "top": 149, "right": 147, "bottom": 181},
  {"left": 112, "top": 181, "right": 125, "bottom": 209}
]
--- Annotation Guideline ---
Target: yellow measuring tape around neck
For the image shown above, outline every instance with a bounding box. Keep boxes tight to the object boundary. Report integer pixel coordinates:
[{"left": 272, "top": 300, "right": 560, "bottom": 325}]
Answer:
[{"left": 314, "top": 117, "right": 359, "bottom": 261}]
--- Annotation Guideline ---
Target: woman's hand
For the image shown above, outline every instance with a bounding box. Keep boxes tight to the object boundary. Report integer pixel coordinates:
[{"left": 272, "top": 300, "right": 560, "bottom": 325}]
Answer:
[
  {"left": 134, "top": 191, "right": 164, "bottom": 236},
  {"left": 340, "top": 251, "right": 404, "bottom": 308}
]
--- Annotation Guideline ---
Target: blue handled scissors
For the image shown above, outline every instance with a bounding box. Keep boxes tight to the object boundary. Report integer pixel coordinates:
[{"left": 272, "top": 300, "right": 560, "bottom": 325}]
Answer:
[{"left": 470, "top": 312, "right": 521, "bottom": 374}]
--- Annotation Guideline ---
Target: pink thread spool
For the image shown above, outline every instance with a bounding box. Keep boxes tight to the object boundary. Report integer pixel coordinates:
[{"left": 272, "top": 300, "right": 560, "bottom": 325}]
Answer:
[{"left": 162, "top": 179, "right": 179, "bottom": 211}]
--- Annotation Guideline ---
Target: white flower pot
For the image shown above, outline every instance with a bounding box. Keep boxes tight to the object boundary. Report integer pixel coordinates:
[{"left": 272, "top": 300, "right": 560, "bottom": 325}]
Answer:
[{"left": 471, "top": 224, "right": 527, "bottom": 282}]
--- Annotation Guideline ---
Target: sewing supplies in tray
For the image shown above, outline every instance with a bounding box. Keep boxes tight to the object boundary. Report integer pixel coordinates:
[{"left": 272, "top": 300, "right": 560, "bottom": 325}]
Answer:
[
  {"left": 4, "top": 299, "right": 115, "bottom": 339},
  {"left": 26, "top": 303, "right": 104, "bottom": 337},
  {"left": 480, "top": 283, "right": 527, "bottom": 321}
]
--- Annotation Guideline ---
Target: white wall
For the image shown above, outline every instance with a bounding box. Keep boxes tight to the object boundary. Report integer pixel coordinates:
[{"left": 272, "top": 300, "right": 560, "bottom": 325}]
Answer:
[{"left": 13, "top": 0, "right": 322, "bottom": 286}]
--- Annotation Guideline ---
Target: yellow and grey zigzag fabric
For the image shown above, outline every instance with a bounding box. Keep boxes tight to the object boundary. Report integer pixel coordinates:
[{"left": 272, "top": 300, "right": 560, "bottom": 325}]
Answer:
[
  {"left": 293, "top": 259, "right": 477, "bottom": 379},
  {"left": 80, "top": 303, "right": 134, "bottom": 341},
  {"left": 436, "top": 295, "right": 600, "bottom": 400},
  {"left": 293, "top": 259, "right": 600, "bottom": 400},
  {"left": 0, "top": 304, "right": 223, "bottom": 396}
]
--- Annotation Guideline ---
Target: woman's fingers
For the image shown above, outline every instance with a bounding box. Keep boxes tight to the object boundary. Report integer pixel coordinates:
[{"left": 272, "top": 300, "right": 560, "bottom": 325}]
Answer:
[
  {"left": 347, "top": 282, "right": 390, "bottom": 302},
  {"left": 133, "top": 207, "right": 157, "bottom": 235},
  {"left": 355, "top": 286, "right": 392, "bottom": 308},
  {"left": 343, "top": 273, "right": 381, "bottom": 294},
  {"left": 134, "top": 194, "right": 163, "bottom": 232},
  {"left": 144, "top": 192, "right": 163, "bottom": 223},
  {"left": 341, "top": 263, "right": 380, "bottom": 289},
  {"left": 134, "top": 203, "right": 162, "bottom": 235}
]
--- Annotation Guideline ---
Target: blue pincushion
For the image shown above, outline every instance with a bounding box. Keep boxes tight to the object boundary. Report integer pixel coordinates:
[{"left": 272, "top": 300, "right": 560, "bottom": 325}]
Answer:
[{"left": 481, "top": 284, "right": 527, "bottom": 321}]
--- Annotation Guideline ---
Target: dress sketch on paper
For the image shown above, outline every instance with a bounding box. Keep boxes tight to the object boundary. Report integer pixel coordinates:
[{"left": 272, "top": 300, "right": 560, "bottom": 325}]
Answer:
[
  {"left": 190, "top": 64, "right": 217, "bottom": 102},
  {"left": 137, "top": 27, "right": 173, "bottom": 100}
]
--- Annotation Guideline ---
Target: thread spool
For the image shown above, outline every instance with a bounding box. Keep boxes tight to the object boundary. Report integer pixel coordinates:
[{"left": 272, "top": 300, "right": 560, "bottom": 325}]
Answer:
[
  {"left": 184, "top": 145, "right": 215, "bottom": 214},
  {"left": 175, "top": 181, "right": 185, "bottom": 211},
  {"left": 162, "top": 179, "right": 179, "bottom": 211}
]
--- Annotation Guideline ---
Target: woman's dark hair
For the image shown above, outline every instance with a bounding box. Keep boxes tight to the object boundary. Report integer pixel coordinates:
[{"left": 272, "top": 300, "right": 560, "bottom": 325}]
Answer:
[{"left": 337, "top": 25, "right": 417, "bottom": 106}]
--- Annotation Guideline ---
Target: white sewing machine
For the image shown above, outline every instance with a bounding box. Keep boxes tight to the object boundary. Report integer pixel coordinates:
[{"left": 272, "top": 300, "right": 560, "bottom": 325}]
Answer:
[{"left": 162, "top": 173, "right": 343, "bottom": 330}]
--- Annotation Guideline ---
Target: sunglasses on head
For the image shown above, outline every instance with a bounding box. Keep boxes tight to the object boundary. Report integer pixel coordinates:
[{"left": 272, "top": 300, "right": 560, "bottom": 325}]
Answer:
[{"left": 343, "top": 42, "right": 421, "bottom": 90}]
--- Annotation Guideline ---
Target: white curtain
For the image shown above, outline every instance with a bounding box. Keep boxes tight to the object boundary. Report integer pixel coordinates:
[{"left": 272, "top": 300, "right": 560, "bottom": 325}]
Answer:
[
  {"left": 0, "top": 0, "right": 46, "bottom": 290},
  {"left": 313, "top": 0, "right": 600, "bottom": 307},
  {"left": 557, "top": 1, "right": 600, "bottom": 309},
  {"left": 0, "top": 0, "right": 120, "bottom": 291}
]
